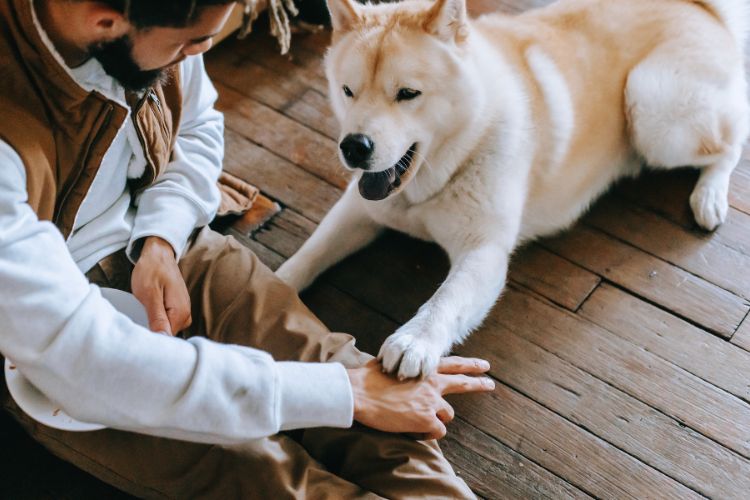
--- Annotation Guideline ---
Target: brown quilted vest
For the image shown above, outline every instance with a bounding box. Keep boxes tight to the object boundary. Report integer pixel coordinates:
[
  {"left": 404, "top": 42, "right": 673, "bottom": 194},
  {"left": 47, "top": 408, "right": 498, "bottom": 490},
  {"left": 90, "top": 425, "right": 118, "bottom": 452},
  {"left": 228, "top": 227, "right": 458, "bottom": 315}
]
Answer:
[{"left": 0, "top": 0, "right": 182, "bottom": 238}]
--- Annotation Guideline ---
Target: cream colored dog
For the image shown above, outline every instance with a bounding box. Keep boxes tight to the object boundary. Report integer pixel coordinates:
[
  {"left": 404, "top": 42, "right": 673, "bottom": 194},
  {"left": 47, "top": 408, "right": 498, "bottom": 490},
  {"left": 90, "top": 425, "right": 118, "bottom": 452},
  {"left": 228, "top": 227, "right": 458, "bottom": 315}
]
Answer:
[{"left": 277, "top": 0, "right": 749, "bottom": 378}]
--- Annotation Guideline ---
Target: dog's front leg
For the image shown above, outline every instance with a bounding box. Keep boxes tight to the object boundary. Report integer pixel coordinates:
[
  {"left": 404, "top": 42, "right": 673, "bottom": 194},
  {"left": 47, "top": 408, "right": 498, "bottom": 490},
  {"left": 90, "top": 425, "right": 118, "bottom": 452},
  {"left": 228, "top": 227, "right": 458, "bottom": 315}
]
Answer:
[
  {"left": 277, "top": 183, "right": 383, "bottom": 291},
  {"left": 379, "top": 238, "right": 512, "bottom": 379}
]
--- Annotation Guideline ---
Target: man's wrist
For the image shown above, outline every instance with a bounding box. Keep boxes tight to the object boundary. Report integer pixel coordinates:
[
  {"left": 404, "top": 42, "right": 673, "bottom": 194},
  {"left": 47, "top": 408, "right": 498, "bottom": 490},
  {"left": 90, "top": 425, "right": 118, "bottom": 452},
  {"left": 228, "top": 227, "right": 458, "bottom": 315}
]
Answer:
[
  {"left": 138, "top": 236, "right": 176, "bottom": 261},
  {"left": 346, "top": 367, "right": 364, "bottom": 421}
]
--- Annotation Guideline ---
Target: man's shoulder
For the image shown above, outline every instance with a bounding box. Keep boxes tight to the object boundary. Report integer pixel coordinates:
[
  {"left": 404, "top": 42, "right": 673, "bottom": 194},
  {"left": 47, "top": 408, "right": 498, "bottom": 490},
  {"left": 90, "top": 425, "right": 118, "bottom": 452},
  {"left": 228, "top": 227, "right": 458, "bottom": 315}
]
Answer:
[{"left": 0, "top": 97, "right": 54, "bottom": 162}]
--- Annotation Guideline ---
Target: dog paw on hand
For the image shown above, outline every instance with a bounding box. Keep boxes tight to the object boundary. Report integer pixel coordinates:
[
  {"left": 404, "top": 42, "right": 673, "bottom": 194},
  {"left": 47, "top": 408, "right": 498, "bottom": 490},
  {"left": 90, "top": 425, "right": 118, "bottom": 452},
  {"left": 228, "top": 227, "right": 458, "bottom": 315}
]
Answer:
[
  {"left": 690, "top": 184, "right": 728, "bottom": 231},
  {"left": 378, "top": 329, "right": 444, "bottom": 380}
]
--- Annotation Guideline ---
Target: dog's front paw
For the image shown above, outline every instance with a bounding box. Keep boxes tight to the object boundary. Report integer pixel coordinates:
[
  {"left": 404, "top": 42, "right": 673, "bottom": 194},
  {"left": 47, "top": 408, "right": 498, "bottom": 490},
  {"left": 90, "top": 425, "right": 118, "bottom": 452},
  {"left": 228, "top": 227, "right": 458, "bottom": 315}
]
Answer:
[
  {"left": 378, "top": 328, "right": 445, "bottom": 379},
  {"left": 690, "top": 184, "right": 728, "bottom": 231}
]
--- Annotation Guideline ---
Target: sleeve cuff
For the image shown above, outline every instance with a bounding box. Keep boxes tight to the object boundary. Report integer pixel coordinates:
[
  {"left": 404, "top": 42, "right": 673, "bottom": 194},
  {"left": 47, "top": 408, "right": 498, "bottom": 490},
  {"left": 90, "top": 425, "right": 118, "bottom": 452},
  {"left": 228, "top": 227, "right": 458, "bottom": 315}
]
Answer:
[
  {"left": 127, "top": 191, "right": 203, "bottom": 262},
  {"left": 276, "top": 361, "right": 354, "bottom": 431}
]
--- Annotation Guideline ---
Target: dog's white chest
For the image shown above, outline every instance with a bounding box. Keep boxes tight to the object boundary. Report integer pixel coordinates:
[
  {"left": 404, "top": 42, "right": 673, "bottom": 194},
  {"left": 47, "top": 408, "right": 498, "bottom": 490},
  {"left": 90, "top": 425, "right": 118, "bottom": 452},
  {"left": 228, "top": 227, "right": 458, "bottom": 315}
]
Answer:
[{"left": 364, "top": 200, "right": 433, "bottom": 242}]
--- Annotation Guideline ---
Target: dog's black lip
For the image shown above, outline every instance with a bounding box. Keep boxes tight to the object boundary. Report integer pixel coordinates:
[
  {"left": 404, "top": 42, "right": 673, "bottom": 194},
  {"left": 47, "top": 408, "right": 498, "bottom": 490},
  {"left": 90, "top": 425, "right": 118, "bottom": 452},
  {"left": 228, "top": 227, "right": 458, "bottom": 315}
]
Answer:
[{"left": 358, "top": 143, "right": 418, "bottom": 200}]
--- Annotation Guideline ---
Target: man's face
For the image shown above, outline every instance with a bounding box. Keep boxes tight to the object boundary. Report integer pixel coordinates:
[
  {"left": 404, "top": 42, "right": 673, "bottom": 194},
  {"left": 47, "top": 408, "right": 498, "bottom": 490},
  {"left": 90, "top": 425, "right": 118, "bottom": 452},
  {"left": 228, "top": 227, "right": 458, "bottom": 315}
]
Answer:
[{"left": 89, "top": 4, "right": 234, "bottom": 92}]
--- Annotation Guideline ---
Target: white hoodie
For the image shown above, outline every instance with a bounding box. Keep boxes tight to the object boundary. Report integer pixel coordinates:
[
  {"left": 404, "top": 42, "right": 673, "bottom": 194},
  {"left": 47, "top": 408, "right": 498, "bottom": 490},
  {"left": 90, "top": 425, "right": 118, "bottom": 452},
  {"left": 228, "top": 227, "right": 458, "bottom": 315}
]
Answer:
[{"left": 0, "top": 5, "right": 353, "bottom": 444}]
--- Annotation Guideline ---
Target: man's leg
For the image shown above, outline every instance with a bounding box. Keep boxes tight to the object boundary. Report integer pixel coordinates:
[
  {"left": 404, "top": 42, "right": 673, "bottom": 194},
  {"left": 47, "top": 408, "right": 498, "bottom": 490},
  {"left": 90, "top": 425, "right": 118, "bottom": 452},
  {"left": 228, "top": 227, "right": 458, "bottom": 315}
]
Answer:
[
  {"left": 178, "top": 227, "right": 475, "bottom": 499},
  {"left": 1, "top": 391, "right": 374, "bottom": 499},
  {"left": 2, "top": 240, "right": 375, "bottom": 499}
]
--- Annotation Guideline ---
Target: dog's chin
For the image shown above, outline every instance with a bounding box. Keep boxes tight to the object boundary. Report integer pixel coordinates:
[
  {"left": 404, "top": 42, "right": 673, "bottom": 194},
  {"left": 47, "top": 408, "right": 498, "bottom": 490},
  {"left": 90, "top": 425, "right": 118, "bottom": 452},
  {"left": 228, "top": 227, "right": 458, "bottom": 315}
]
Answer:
[{"left": 358, "top": 143, "right": 419, "bottom": 201}]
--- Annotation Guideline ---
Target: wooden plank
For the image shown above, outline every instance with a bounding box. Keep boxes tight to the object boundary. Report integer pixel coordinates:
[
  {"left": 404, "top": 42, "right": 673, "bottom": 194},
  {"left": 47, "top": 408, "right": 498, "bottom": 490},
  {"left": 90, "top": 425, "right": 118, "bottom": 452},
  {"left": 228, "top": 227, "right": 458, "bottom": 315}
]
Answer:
[
  {"left": 442, "top": 419, "right": 593, "bottom": 500},
  {"left": 484, "top": 288, "right": 750, "bottom": 459},
  {"left": 254, "top": 208, "right": 317, "bottom": 258},
  {"left": 509, "top": 244, "right": 600, "bottom": 311},
  {"left": 615, "top": 169, "right": 697, "bottom": 228},
  {"left": 290, "top": 25, "right": 332, "bottom": 58},
  {"left": 456, "top": 321, "right": 750, "bottom": 498},
  {"left": 224, "top": 228, "right": 286, "bottom": 271},
  {"left": 230, "top": 28, "right": 328, "bottom": 95},
  {"left": 583, "top": 197, "right": 750, "bottom": 299},
  {"left": 729, "top": 159, "right": 750, "bottom": 215},
  {"left": 285, "top": 88, "right": 339, "bottom": 140},
  {"left": 205, "top": 45, "right": 308, "bottom": 111},
  {"left": 580, "top": 284, "right": 750, "bottom": 403},
  {"left": 216, "top": 82, "right": 349, "bottom": 189},
  {"left": 733, "top": 315, "right": 750, "bottom": 352},
  {"left": 615, "top": 169, "right": 750, "bottom": 257},
  {"left": 450, "top": 386, "right": 701, "bottom": 499},
  {"left": 301, "top": 281, "right": 395, "bottom": 356},
  {"left": 223, "top": 129, "right": 342, "bottom": 222},
  {"left": 541, "top": 225, "right": 748, "bottom": 337}
]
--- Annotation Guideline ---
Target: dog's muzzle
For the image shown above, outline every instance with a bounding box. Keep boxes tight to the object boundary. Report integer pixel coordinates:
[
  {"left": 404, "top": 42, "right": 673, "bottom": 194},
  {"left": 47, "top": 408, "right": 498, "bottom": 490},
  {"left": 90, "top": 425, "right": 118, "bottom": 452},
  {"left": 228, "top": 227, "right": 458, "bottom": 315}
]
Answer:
[{"left": 358, "top": 143, "right": 418, "bottom": 201}]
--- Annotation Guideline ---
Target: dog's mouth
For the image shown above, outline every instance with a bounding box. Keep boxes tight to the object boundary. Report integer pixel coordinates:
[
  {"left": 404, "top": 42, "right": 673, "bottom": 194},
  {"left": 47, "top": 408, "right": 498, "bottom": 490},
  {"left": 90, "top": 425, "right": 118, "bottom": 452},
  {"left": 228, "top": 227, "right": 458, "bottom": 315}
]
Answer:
[{"left": 358, "top": 144, "right": 418, "bottom": 201}]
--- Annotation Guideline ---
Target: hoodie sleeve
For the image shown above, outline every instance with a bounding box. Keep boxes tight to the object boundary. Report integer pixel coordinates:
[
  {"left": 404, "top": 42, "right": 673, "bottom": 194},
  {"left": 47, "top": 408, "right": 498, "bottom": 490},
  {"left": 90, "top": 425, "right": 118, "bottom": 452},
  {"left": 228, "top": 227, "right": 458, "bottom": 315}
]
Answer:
[
  {"left": 0, "top": 141, "right": 354, "bottom": 443},
  {"left": 127, "top": 55, "right": 223, "bottom": 261}
]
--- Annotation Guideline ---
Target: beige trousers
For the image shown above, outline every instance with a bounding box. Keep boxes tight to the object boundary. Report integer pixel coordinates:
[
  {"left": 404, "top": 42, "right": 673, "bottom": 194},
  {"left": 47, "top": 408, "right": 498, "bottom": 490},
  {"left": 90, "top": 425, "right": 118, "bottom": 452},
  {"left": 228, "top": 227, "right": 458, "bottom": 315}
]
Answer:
[{"left": 2, "top": 227, "right": 474, "bottom": 499}]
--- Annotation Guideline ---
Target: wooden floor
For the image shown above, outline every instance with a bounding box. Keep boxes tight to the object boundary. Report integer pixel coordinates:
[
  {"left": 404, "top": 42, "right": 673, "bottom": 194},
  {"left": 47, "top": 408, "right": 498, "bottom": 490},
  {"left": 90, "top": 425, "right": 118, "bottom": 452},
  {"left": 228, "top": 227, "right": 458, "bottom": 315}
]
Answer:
[{"left": 4, "top": 1, "right": 750, "bottom": 498}]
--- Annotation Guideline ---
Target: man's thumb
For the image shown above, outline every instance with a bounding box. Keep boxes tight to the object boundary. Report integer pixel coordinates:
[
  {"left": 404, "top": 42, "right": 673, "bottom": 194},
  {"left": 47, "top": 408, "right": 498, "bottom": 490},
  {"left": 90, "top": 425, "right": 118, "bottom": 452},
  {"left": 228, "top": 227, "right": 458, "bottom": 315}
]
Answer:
[{"left": 145, "top": 294, "right": 173, "bottom": 335}]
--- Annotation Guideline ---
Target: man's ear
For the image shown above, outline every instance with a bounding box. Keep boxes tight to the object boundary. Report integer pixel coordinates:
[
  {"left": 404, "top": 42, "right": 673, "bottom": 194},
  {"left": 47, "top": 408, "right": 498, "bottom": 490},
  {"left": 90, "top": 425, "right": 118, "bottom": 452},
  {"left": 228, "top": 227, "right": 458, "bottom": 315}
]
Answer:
[
  {"left": 327, "top": 0, "right": 362, "bottom": 33},
  {"left": 424, "top": 0, "right": 468, "bottom": 42},
  {"left": 84, "top": 1, "right": 130, "bottom": 40}
]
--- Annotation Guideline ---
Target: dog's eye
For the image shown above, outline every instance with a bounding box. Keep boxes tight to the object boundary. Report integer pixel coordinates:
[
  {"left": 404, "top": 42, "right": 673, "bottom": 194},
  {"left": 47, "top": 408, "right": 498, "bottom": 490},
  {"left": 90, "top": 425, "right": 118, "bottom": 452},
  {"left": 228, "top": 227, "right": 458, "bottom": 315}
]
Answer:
[
  {"left": 342, "top": 85, "right": 354, "bottom": 98},
  {"left": 396, "top": 88, "right": 422, "bottom": 102}
]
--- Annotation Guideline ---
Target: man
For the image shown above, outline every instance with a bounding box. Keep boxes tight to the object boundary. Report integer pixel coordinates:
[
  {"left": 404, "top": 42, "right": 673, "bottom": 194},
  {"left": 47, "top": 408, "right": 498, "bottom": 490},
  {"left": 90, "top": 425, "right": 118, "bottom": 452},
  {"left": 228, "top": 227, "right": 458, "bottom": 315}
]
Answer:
[{"left": 0, "top": 0, "right": 494, "bottom": 497}]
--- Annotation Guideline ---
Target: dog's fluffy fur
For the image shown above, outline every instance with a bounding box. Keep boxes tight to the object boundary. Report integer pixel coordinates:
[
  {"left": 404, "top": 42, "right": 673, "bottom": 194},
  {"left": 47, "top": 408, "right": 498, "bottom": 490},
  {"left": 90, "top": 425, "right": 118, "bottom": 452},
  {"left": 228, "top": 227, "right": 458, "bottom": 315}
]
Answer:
[{"left": 277, "top": 0, "right": 750, "bottom": 378}]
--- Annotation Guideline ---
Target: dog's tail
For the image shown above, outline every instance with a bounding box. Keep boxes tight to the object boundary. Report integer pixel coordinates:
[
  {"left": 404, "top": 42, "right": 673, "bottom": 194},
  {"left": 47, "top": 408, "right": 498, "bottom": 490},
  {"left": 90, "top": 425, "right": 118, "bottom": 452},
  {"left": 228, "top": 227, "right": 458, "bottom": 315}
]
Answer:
[{"left": 698, "top": 0, "right": 750, "bottom": 47}]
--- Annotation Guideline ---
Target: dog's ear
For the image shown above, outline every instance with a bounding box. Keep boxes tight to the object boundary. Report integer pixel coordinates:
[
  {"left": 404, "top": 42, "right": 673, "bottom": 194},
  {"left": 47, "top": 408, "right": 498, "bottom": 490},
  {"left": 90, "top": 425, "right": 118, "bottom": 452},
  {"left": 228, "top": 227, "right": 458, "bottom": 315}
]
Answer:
[
  {"left": 327, "top": 0, "right": 361, "bottom": 33},
  {"left": 424, "top": 0, "right": 468, "bottom": 43}
]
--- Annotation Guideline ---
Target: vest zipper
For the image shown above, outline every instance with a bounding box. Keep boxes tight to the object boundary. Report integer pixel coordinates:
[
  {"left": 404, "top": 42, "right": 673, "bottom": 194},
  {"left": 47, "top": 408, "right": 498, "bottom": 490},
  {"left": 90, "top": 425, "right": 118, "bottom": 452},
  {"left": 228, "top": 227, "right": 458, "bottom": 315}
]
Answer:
[
  {"left": 149, "top": 89, "right": 162, "bottom": 112},
  {"left": 57, "top": 103, "right": 115, "bottom": 238}
]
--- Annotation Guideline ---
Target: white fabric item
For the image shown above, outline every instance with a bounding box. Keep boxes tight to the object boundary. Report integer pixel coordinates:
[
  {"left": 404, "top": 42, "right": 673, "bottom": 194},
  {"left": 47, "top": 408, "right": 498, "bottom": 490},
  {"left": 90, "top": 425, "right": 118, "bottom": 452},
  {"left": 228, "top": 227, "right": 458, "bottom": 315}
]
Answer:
[{"left": 0, "top": 6, "right": 354, "bottom": 443}]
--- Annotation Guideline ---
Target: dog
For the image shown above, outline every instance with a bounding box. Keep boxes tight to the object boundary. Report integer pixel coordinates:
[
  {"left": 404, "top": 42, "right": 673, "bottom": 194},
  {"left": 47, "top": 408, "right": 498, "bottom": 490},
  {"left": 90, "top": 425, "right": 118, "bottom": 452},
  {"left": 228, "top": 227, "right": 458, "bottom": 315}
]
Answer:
[{"left": 276, "top": 0, "right": 750, "bottom": 378}]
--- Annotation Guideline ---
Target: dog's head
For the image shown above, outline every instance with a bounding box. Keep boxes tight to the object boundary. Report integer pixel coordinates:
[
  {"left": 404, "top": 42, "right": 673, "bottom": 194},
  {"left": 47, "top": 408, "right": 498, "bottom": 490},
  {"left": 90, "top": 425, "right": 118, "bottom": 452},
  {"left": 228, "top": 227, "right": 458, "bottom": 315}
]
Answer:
[{"left": 325, "top": 0, "right": 476, "bottom": 201}]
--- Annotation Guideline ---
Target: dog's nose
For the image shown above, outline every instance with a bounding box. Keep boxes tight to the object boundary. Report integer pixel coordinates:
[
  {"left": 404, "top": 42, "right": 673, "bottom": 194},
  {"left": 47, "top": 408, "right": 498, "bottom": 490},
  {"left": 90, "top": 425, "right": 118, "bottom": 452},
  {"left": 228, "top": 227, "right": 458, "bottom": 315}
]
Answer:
[{"left": 340, "top": 134, "right": 374, "bottom": 169}]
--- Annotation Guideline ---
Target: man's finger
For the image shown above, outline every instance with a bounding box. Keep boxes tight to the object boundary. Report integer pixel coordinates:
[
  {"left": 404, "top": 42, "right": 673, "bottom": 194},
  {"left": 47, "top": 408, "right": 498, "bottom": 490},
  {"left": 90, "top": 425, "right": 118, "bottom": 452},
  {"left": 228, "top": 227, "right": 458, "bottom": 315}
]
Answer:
[
  {"left": 436, "top": 401, "right": 455, "bottom": 423},
  {"left": 424, "top": 419, "right": 447, "bottom": 440},
  {"left": 164, "top": 282, "right": 192, "bottom": 334},
  {"left": 440, "top": 374, "right": 495, "bottom": 395},
  {"left": 142, "top": 287, "right": 173, "bottom": 335},
  {"left": 166, "top": 307, "right": 190, "bottom": 335},
  {"left": 437, "top": 356, "right": 490, "bottom": 375}
]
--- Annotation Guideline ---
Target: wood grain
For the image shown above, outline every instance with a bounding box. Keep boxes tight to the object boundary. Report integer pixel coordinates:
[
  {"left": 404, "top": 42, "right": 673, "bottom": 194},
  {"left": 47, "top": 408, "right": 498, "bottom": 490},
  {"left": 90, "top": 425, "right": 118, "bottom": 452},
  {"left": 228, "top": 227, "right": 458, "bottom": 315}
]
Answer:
[
  {"left": 733, "top": 316, "right": 750, "bottom": 352},
  {"left": 541, "top": 225, "right": 749, "bottom": 337},
  {"left": 583, "top": 196, "right": 750, "bottom": 299},
  {"left": 457, "top": 321, "right": 750, "bottom": 499},
  {"left": 451, "top": 386, "right": 702, "bottom": 500},
  {"left": 442, "top": 418, "right": 593, "bottom": 500},
  {"left": 485, "top": 288, "right": 750, "bottom": 459},
  {"left": 216, "top": 83, "right": 349, "bottom": 189},
  {"left": 580, "top": 284, "right": 750, "bottom": 403},
  {"left": 223, "top": 129, "right": 342, "bottom": 222}
]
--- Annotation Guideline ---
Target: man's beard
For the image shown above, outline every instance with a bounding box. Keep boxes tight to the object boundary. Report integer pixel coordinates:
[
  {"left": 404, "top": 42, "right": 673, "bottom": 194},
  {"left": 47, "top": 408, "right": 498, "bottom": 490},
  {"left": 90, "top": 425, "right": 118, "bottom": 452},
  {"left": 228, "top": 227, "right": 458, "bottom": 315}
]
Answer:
[{"left": 89, "top": 35, "right": 166, "bottom": 93}]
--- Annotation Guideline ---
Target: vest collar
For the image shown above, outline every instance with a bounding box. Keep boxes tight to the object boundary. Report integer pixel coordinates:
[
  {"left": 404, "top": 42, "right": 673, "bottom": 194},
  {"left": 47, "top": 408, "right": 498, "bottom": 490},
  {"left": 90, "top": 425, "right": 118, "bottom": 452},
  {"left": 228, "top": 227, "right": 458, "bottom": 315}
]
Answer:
[{"left": 13, "top": 0, "right": 94, "bottom": 103}]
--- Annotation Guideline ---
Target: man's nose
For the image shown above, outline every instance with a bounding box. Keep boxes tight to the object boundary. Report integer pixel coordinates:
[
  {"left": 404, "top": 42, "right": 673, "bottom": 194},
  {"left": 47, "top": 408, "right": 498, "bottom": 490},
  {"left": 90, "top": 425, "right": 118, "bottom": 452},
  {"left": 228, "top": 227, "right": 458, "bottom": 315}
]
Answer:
[
  {"left": 340, "top": 133, "right": 375, "bottom": 169},
  {"left": 183, "top": 38, "right": 213, "bottom": 57}
]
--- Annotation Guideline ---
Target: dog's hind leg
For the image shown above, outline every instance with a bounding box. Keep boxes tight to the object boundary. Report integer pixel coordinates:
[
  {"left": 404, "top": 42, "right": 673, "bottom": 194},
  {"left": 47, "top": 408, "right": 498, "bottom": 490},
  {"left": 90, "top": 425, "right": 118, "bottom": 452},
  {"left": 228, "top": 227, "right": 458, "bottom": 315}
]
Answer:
[
  {"left": 276, "top": 184, "right": 383, "bottom": 291},
  {"left": 625, "top": 37, "right": 749, "bottom": 230}
]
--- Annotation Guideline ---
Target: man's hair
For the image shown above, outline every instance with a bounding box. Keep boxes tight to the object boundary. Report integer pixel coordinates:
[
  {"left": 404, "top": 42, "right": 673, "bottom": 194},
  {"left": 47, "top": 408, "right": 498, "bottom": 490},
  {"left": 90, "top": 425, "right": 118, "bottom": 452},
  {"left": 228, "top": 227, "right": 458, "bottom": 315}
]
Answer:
[{"left": 93, "top": 0, "right": 238, "bottom": 29}]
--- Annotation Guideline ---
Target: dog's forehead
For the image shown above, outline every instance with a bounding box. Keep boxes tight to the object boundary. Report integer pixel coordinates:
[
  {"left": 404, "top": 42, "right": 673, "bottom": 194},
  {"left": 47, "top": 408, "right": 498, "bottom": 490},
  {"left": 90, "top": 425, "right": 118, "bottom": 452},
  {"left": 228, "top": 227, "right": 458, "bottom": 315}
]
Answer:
[{"left": 332, "top": 25, "right": 439, "bottom": 84}]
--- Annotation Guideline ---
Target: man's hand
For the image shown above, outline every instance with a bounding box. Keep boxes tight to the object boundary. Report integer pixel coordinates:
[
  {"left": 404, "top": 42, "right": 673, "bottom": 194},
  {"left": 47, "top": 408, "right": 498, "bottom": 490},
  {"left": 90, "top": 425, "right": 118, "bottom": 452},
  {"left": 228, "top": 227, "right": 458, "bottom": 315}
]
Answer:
[
  {"left": 131, "top": 236, "right": 192, "bottom": 336},
  {"left": 347, "top": 356, "right": 495, "bottom": 440}
]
